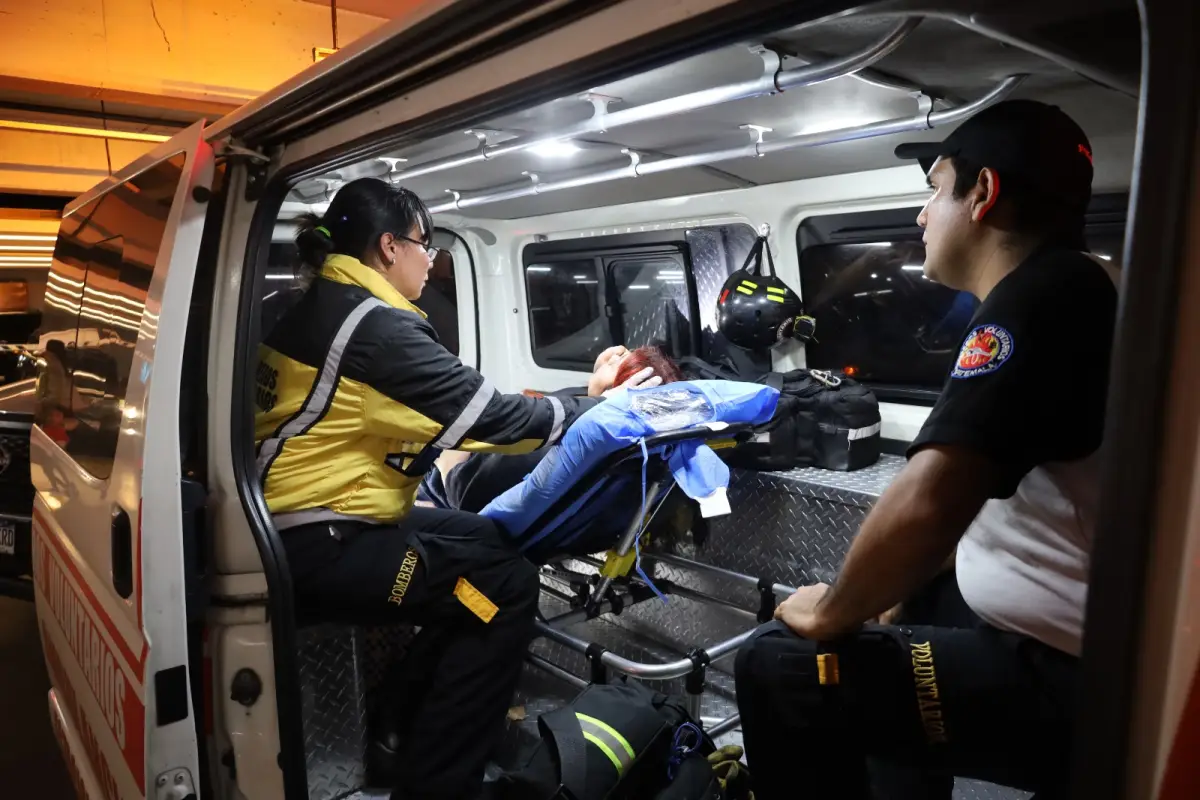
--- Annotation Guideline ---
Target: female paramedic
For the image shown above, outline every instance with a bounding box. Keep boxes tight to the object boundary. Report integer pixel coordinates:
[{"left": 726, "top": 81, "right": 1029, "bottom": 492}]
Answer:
[{"left": 253, "top": 177, "right": 660, "bottom": 800}]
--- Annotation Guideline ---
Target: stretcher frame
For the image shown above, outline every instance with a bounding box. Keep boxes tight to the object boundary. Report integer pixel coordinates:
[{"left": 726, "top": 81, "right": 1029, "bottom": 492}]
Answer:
[{"left": 518, "top": 422, "right": 796, "bottom": 733}]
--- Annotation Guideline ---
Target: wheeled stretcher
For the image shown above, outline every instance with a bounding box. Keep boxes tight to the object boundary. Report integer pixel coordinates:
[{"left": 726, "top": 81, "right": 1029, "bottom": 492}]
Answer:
[
  {"left": 293, "top": 424, "right": 1028, "bottom": 800},
  {"left": 515, "top": 422, "right": 784, "bottom": 733}
]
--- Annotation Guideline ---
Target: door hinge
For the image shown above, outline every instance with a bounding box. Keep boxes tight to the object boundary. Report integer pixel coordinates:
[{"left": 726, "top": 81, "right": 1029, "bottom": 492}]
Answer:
[
  {"left": 154, "top": 767, "right": 197, "bottom": 800},
  {"left": 215, "top": 141, "right": 273, "bottom": 203}
]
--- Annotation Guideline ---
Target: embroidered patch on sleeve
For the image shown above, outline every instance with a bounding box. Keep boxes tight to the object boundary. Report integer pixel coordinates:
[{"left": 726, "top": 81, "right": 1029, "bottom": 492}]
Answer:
[
  {"left": 951, "top": 324, "right": 1013, "bottom": 379},
  {"left": 454, "top": 577, "right": 498, "bottom": 623}
]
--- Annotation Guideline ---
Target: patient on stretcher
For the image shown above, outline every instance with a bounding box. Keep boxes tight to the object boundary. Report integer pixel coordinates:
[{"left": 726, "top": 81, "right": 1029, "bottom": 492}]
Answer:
[
  {"left": 419, "top": 349, "right": 781, "bottom": 563},
  {"left": 418, "top": 345, "right": 684, "bottom": 514}
]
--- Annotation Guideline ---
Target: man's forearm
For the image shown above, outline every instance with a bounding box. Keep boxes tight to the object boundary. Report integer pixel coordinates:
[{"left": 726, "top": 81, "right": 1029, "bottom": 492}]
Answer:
[{"left": 812, "top": 448, "right": 989, "bottom": 638}]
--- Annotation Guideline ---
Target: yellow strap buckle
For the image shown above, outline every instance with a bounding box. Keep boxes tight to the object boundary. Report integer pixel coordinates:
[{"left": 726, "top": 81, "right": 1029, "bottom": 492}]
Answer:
[
  {"left": 601, "top": 548, "right": 639, "bottom": 578},
  {"left": 817, "top": 652, "right": 840, "bottom": 685}
]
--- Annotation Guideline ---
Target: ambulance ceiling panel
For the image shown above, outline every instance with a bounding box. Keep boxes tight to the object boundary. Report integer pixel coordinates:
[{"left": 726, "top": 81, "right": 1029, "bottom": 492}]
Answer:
[{"left": 281, "top": 9, "right": 1140, "bottom": 223}]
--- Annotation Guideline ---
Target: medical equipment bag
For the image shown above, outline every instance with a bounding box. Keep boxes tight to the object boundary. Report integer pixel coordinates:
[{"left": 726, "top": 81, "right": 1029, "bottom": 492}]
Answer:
[{"left": 679, "top": 358, "right": 881, "bottom": 471}]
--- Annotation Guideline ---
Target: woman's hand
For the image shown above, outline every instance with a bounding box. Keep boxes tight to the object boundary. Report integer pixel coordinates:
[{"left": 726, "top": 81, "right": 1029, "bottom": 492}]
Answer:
[{"left": 601, "top": 367, "right": 662, "bottom": 397}]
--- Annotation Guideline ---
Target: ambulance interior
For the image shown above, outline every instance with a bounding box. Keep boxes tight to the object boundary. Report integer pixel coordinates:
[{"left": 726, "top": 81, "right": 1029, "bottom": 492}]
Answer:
[{"left": 250, "top": 8, "right": 1139, "bottom": 800}]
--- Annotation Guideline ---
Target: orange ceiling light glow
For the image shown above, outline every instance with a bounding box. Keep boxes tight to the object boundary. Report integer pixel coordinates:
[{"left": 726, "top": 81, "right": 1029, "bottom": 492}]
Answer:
[{"left": 0, "top": 119, "right": 171, "bottom": 144}]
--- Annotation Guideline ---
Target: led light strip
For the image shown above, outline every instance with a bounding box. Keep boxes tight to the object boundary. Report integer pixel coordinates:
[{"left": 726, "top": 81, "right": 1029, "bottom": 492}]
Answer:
[{"left": 0, "top": 119, "right": 171, "bottom": 143}]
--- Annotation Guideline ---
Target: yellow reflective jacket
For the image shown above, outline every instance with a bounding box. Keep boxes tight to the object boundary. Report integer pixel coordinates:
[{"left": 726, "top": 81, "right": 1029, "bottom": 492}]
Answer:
[{"left": 254, "top": 254, "right": 597, "bottom": 529}]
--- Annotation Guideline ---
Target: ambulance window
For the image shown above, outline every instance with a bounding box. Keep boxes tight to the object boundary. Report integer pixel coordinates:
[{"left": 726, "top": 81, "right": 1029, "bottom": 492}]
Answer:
[
  {"left": 525, "top": 259, "right": 607, "bottom": 370},
  {"left": 798, "top": 237, "right": 972, "bottom": 395},
  {"left": 607, "top": 252, "right": 692, "bottom": 352},
  {"left": 523, "top": 227, "right": 751, "bottom": 371},
  {"left": 414, "top": 246, "right": 459, "bottom": 356},
  {"left": 797, "top": 199, "right": 1127, "bottom": 401},
  {"left": 38, "top": 153, "right": 186, "bottom": 479}
]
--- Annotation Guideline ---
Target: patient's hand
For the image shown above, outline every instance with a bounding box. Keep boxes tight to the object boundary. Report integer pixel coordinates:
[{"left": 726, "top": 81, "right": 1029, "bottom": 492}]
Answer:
[{"left": 588, "top": 346, "right": 629, "bottom": 396}]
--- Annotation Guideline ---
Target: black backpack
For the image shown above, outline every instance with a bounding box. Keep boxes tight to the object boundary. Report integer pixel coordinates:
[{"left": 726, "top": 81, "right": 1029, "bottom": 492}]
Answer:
[
  {"left": 681, "top": 357, "right": 882, "bottom": 472},
  {"left": 492, "top": 679, "right": 725, "bottom": 800}
]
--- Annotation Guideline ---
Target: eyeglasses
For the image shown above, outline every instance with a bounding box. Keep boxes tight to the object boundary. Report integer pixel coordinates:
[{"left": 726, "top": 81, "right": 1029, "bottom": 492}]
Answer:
[{"left": 395, "top": 232, "right": 440, "bottom": 259}]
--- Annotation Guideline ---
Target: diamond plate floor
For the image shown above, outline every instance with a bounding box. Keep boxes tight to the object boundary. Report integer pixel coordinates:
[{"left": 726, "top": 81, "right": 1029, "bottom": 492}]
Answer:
[{"left": 303, "top": 459, "right": 1031, "bottom": 800}]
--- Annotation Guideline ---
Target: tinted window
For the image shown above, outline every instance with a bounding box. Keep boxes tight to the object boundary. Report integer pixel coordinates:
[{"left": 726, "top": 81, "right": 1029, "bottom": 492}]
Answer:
[
  {"left": 414, "top": 248, "right": 459, "bottom": 355},
  {"left": 800, "top": 240, "right": 978, "bottom": 390},
  {"left": 608, "top": 253, "right": 691, "bottom": 353},
  {"left": 524, "top": 226, "right": 756, "bottom": 372},
  {"left": 798, "top": 205, "right": 1126, "bottom": 396},
  {"left": 36, "top": 153, "right": 185, "bottom": 479},
  {"left": 526, "top": 259, "right": 607, "bottom": 370}
]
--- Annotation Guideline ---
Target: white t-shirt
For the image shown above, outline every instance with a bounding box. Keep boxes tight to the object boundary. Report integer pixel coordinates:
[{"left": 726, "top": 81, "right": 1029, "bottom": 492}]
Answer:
[
  {"left": 908, "top": 248, "right": 1117, "bottom": 656},
  {"left": 956, "top": 453, "right": 1100, "bottom": 656}
]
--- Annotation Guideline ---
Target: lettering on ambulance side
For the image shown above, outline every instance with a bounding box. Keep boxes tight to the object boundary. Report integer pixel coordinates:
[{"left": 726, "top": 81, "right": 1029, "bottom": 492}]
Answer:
[{"left": 33, "top": 513, "right": 147, "bottom": 798}]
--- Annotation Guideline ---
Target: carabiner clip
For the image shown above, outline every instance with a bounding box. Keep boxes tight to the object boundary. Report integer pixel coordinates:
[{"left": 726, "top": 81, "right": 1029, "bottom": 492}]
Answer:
[{"left": 810, "top": 369, "right": 843, "bottom": 388}]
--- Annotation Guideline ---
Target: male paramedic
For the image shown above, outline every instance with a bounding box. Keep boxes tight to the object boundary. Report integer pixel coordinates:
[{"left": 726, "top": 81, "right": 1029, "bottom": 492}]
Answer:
[{"left": 735, "top": 99, "right": 1117, "bottom": 798}]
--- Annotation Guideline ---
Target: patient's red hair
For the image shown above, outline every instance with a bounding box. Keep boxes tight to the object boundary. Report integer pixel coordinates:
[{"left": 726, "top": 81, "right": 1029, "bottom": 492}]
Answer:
[{"left": 613, "top": 345, "right": 684, "bottom": 387}]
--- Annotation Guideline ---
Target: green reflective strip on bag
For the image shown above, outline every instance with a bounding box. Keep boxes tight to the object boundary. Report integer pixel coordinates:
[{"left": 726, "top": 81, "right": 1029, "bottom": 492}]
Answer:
[
  {"left": 576, "top": 712, "right": 635, "bottom": 773},
  {"left": 581, "top": 731, "right": 624, "bottom": 773}
]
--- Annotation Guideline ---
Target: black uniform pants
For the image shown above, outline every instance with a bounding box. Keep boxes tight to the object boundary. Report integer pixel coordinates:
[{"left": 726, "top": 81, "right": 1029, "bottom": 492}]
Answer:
[
  {"left": 735, "top": 574, "right": 1079, "bottom": 799},
  {"left": 283, "top": 507, "right": 540, "bottom": 800}
]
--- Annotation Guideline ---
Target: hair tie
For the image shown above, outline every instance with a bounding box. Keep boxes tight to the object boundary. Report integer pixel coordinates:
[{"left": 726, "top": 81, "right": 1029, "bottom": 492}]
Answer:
[{"left": 315, "top": 226, "right": 332, "bottom": 239}]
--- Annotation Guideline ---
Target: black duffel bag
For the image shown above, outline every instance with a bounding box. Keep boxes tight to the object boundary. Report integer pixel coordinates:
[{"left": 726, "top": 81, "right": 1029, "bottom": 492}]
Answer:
[
  {"left": 681, "top": 358, "right": 882, "bottom": 472},
  {"left": 492, "top": 679, "right": 725, "bottom": 800}
]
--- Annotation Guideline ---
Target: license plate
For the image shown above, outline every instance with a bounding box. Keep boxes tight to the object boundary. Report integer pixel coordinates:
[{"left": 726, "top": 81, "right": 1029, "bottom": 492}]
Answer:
[{"left": 0, "top": 523, "right": 14, "bottom": 556}]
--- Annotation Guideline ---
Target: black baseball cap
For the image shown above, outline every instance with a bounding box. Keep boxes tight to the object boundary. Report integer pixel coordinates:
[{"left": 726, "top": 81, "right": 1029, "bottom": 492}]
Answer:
[{"left": 894, "top": 99, "right": 1094, "bottom": 214}]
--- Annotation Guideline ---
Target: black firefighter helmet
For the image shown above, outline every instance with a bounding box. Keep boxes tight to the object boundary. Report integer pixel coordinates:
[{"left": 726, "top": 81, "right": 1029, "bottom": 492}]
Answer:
[{"left": 717, "top": 235, "right": 815, "bottom": 350}]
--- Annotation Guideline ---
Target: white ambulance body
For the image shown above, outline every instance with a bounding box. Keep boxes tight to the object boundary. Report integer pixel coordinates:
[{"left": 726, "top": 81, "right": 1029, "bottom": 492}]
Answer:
[{"left": 25, "top": 0, "right": 1200, "bottom": 798}]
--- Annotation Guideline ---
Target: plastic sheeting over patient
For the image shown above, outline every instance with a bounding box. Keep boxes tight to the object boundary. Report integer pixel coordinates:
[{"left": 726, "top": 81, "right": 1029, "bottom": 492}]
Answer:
[{"left": 481, "top": 380, "right": 779, "bottom": 557}]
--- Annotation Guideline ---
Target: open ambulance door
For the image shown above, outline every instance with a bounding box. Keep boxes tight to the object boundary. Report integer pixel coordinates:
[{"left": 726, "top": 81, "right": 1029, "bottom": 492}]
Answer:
[{"left": 31, "top": 120, "right": 215, "bottom": 800}]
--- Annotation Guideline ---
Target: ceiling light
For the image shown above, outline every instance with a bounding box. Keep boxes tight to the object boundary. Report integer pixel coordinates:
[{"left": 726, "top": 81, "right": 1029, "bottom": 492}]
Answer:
[
  {"left": 529, "top": 140, "right": 582, "bottom": 158},
  {"left": 0, "top": 119, "right": 171, "bottom": 143},
  {"left": 628, "top": 284, "right": 650, "bottom": 290},
  {"left": 526, "top": 266, "right": 552, "bottom": 273},
  {"left": 901, "top": 265, "right": 924, "bottom": 271},
  {"left": 800, "top": 115, "right": 875, "bottom": 135},
  {"left": 0, "top": 245, "right": 54, "bottom": 252},
  {"left": 0, "top": 234, "right": 56, "bottom": 242}
]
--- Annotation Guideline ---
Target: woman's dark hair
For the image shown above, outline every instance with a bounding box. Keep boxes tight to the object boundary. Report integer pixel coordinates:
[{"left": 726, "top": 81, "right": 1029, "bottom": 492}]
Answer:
[
  {"left": 294, "top": 177, "right": 433, "bottom": 282},
  {"left": 950, "top": 156, "right": 1087, "bottom": 250}
]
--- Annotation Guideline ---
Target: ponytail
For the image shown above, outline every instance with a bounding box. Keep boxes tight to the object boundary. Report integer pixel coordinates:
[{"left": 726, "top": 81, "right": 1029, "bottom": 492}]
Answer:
[
  {"left": 294, "top": 212, "right": 336, "bottom": 287},
  {"left": 291, "top": 178, "right": 434, "bottom": 288}
]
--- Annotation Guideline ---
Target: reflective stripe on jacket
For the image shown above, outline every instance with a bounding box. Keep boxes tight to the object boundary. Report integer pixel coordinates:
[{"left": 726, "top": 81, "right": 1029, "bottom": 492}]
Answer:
[{"left": 254, "top": 254, "right": 598, "bottom": 527}]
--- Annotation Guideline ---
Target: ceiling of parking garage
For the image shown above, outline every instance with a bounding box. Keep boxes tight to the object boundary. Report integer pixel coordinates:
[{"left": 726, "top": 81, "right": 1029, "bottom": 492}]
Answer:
[{"left": 0, "top": 0, "right": 389, "bottom": 198}]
